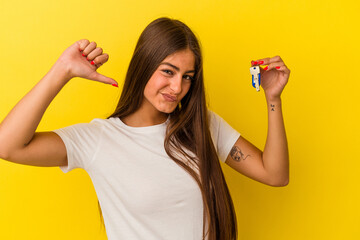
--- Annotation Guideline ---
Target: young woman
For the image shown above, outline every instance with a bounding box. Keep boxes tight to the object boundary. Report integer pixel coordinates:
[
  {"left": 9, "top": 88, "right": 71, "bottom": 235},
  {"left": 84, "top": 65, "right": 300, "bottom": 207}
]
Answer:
[{"left": 0, "top": 17, "right": 290, "bottom": 240}]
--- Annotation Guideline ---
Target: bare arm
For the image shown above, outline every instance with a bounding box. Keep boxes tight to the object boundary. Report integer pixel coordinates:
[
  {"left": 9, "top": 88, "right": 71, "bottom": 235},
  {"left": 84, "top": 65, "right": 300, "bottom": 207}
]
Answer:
[
  {"left": 262, "top": 97, "right": 289, "bottom": 185},
  {"left": 225, "top": 99, "right": 289, "bottom": 186},
  {"left": 0, "top": 39, "right": 117, "bottom": 165},
  {"left": 225, "top": 56, "right": 290, "bottom": 187},
  {"left": 0, "top": 63, "right": 69, "bottom": 161}
]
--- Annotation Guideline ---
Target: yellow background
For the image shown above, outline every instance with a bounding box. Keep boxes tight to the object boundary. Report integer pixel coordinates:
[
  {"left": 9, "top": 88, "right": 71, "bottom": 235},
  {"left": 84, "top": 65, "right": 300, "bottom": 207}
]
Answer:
[{"left": 0, "top": 0, "right": 359, "bottom": 239}]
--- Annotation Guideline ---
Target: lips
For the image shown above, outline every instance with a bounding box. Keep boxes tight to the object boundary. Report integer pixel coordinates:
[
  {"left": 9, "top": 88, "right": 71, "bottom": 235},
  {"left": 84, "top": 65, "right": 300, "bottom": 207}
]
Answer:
[{"left": 161, "top": 93, "right": 177, "bottom": 102}]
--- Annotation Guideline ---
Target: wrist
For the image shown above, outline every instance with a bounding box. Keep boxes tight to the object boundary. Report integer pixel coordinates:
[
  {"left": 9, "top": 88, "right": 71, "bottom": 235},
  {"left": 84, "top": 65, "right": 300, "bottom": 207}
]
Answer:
[
  {"left": 265, "top": 95, "right": 282, "bottom": 113},
  {"left": 265, "top": 94, "right": 282, "bottom": 103},
  {"left": 50, "top": 60, "right": 72, "bottom": 84}
]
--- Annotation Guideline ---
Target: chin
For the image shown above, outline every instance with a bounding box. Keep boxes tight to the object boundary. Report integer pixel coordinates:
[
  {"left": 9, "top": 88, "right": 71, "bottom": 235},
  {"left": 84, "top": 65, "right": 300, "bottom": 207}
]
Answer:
[
  {"left": 156, "top": 104, "right": 178, "bottom": 114},
  {"left": 158, "top": 108, "right": 175, "bottom": 114}
]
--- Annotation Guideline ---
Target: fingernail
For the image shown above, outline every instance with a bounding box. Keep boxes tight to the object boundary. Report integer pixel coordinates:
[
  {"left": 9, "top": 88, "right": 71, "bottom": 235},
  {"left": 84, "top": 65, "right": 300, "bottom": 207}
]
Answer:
[
  {"left": 264, "top": 66, "right": 269, "bottom": 71},
  {"left": 112, "top": 83, "right": 118, "bottom": 88},
  {"left": 86, "top": 57, "right": 89, "bottom": 60},
  {"left": 79, "top": 49, "right": 82, "bottom": 52},
  {"left": 276, "top": 66, "right": 280, "bottom": 69},
  {"left": 251, "top": 60, "right": 255, "bottom": 65},
  {"left": 82, "top": 53, "right": 86, "bottom": 56},
  {"left": 258, "top": 61, "right": 264, "bottom": 64},
  {"left": 91, "top": 61, "right": 95, "bottom": 65},
  {"left": 254, "top": 61, "right": 258, "bottom": 65}
]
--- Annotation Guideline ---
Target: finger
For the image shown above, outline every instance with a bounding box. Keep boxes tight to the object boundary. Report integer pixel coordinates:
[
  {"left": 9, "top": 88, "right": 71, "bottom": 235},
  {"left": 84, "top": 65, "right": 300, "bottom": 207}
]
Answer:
[
  {"left": 265, "top": 63, "right": 291, "bottom": 74},
  {"left": 77, "top": 39, "right": 90, "bottom": 52},
  {"left": 251, "top": 57, "right": 271, "bottom": 66},
  {"left": 266, "top": 55, "right": 283, "bottom": 65},
  {"left": 271, "top": 55, "right": 283, "bottom": 62},
  {"left": 251, "top": 55, "right": 284, "bottom": 66},
  {"left": 86, "top": 47, "right": 103, "bottom": 61},
  {"left": 87, "top": 71, "right": 118, "bottom": 86},
  {"left": 82, "top": 41, "right": 97, "bottom": 56},
  {"left": 95, "top": 62, "right": 103, "bottom": 68},
  {"left": 264, "top": 62, "right": 284, "bottom": 71},
  {"left": 273, "top": 65, "right": 290, "bottom": 75},
  {"left": 92, "top": 53, "right": 109, "bottom": 67}
]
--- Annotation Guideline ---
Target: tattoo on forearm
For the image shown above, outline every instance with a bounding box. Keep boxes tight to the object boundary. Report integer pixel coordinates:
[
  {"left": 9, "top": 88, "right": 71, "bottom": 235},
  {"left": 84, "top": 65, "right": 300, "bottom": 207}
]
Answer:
[
  {"left": 270, "top": 104, "right": 275, "bottom": 111},
  {"left": 230, "top": 146, "right": 250, "bottom": 161}
]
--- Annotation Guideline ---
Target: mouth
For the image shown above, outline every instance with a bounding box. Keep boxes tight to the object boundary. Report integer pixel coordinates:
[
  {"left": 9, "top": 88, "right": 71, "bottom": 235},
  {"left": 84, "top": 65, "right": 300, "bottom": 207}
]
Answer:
[{"left": 161, "top": 93, "right": 177, "bottom": 102}]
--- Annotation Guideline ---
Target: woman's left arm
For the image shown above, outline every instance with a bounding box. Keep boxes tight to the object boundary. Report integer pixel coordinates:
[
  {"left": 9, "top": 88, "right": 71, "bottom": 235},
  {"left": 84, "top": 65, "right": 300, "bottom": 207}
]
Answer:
[
  {"left": 262, "top": 96, "right": 289, "bottom": 186},
  {"left": 225, "top": 56, "right": 290, "bottom": 187},
  {"left": 258, "top": 56, "right": 290, "bottom": 186}
]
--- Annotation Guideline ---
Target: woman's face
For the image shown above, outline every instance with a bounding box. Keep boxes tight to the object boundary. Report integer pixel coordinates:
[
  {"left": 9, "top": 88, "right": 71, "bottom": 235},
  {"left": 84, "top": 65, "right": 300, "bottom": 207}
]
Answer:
[{"left": 143, "top": 48, "right": 195, "bottom": 114}]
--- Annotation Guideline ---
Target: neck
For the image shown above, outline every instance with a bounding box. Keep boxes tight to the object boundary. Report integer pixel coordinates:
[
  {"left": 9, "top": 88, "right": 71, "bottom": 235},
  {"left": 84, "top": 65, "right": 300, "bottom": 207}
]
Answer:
[{"left": 121, "top": 102, "right": 169, "bottom": 127}]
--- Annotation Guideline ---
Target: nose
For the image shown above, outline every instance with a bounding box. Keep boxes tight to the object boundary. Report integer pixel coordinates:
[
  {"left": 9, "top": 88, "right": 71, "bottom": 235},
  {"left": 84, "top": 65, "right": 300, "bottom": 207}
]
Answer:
[{"left": 169, "top": 75, "right": 182, "bottom": 95}]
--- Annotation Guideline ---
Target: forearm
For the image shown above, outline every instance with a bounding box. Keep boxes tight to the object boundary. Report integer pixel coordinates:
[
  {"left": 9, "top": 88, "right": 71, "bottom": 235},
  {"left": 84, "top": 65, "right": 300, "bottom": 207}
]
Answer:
[
  {"left": 0, "top": 62, "right": 70, "bottom": 158},
  {"left": 262, "top": 96, "right": 289, "bottom": 185}
]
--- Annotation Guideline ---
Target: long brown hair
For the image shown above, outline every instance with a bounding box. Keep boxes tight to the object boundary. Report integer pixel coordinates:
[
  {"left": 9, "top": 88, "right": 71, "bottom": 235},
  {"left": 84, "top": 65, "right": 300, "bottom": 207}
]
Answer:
[{"left": 98, "top": 17, "right": 237, "bottom": 240}]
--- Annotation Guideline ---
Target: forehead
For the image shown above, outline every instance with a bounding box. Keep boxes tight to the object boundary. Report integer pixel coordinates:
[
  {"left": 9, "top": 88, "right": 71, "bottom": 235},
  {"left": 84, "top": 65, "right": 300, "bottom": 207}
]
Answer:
[{"left": 162, "top": 48, "right": 195, "bottom": 68}]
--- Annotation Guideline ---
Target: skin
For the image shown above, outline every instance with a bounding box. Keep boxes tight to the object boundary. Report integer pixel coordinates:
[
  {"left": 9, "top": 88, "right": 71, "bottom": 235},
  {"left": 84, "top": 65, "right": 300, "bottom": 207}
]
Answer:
[
  {"left": 0, "top": 39, "right": 290, "bottom": 188},
  {"left": 121, "top": 48, "right": 195, "bottom": 127},
  {"left": 0, "top": 39, "right": 114, "bottom": 166},
  {"left": 225, "top": 56, "right": 290, "bottom": 187}
]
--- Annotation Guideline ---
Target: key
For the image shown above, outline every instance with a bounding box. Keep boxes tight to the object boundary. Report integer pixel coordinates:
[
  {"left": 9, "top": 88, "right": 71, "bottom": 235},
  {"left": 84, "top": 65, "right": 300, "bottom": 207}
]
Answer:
[{"left": 250, "top": 66, "right": 261, "bottom": 92}]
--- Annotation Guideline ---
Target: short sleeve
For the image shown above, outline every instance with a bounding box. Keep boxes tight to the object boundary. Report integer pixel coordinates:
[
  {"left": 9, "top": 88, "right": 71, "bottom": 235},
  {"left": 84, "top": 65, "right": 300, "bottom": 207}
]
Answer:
[
  {"left": 52, "top": 120, "right": 103, "bottom": 173},
  {"left": 208, "top": 110, "right": 241, "bottom": 163}
]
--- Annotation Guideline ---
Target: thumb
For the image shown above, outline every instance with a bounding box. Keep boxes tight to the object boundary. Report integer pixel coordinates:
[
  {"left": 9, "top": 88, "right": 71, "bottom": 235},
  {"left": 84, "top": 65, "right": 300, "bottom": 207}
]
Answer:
[{"left": 87, "top": 71, "right": 118, "bottom": 87}]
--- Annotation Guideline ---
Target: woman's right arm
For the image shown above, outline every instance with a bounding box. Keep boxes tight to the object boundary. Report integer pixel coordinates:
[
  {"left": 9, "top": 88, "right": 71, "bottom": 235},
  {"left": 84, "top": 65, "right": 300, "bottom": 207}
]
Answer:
[{"left": 0, "top": 39, "right": 117, "bottom": 166}]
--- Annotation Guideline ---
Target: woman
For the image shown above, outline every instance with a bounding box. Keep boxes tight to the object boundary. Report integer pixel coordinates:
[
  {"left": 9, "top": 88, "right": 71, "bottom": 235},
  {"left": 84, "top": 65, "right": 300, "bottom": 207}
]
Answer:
[{"left": 0, "top": 17, "right": 290, "bottom": 240}]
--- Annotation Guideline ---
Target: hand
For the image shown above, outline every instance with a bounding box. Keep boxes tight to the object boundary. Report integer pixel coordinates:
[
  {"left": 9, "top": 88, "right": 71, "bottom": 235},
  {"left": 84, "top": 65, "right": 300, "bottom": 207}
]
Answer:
[
  {"left": 55, "top": 39, "right": 118, "bottom": 86},
  {"left": 251, "top": 56, "right": 290, "bottom": 100}
]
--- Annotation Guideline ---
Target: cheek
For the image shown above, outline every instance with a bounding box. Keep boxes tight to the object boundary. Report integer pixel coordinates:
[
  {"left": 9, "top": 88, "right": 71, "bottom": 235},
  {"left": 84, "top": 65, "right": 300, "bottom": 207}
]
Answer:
[
  {"left": 181, "top": 82, "right": 192, "bottom": 97},
  {"left": 144, "top": 74, "right": 168, "bottom": 96}
]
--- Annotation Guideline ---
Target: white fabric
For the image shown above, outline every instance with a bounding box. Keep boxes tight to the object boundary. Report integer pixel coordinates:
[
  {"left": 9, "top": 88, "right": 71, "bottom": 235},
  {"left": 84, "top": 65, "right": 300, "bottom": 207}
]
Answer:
[{"left": 52, "top": 110, "right": 240, "bottom": 240}]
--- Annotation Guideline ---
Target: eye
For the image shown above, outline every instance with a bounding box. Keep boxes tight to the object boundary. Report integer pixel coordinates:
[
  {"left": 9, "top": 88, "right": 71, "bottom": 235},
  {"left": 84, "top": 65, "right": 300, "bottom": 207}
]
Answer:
[
  {"left": 162, "top": 69, "right": 173, "bottom": 75},
  {"left": 183, "top": 75, "right": 194, "bottom": 81},
  {"left": 162, "top": 69, "right": 194, "bottom": 81}
]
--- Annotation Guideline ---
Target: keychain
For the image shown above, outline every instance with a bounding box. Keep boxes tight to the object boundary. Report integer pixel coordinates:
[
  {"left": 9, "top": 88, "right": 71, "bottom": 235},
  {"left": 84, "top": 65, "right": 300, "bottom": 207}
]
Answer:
[{"left": 250, "top": 65, "right": 261, "bottom": 92}]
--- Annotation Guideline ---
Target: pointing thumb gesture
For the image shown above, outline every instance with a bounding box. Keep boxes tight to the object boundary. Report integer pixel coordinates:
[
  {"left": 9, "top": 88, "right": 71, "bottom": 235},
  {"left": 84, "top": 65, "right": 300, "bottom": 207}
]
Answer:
[
  {"left": 86, "top": 70, "right": 118, "bottom": 87},
  {"left": 56, "top": 39, "right": 118, "bottom": 87}
]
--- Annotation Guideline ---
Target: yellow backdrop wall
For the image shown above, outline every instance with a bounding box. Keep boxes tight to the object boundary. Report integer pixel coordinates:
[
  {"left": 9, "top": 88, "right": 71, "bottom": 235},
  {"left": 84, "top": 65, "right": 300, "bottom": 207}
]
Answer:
[{"left": 0, "top": 0, "right": 359, "bottom": 239}]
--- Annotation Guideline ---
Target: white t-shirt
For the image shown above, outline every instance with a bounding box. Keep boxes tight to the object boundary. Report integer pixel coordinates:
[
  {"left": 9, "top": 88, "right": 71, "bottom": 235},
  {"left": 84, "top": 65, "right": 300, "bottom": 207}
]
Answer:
[{"left": 52, "top": 110, "right": 240, "bottom": 240}]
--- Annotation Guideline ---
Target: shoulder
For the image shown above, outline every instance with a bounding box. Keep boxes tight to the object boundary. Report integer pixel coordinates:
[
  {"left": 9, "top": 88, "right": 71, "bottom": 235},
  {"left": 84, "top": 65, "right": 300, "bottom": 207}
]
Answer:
[
  {"left": 207, "top": 109, "right": 222, "bottom": 139},
  {"left": 90, "top": 117, "right": 118, "bottom": 127},
  {"left": 86, "top": 117, "right": 122, "bottom": 133},
  {"left": 207, "top": 109, "right": 222, "bottom": 128},
  {"left": 206, "top": 109, "right": 239, "bottom": 138},
  {"left": 54, "top": 117, "right": 118, "bottom": 136}
]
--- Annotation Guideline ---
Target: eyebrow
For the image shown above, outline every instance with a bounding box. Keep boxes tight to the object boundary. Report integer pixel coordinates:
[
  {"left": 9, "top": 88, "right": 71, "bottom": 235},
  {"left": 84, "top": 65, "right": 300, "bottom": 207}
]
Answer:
[{"left": 160, "top": 62, "right": 195, "bottom": 74}]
